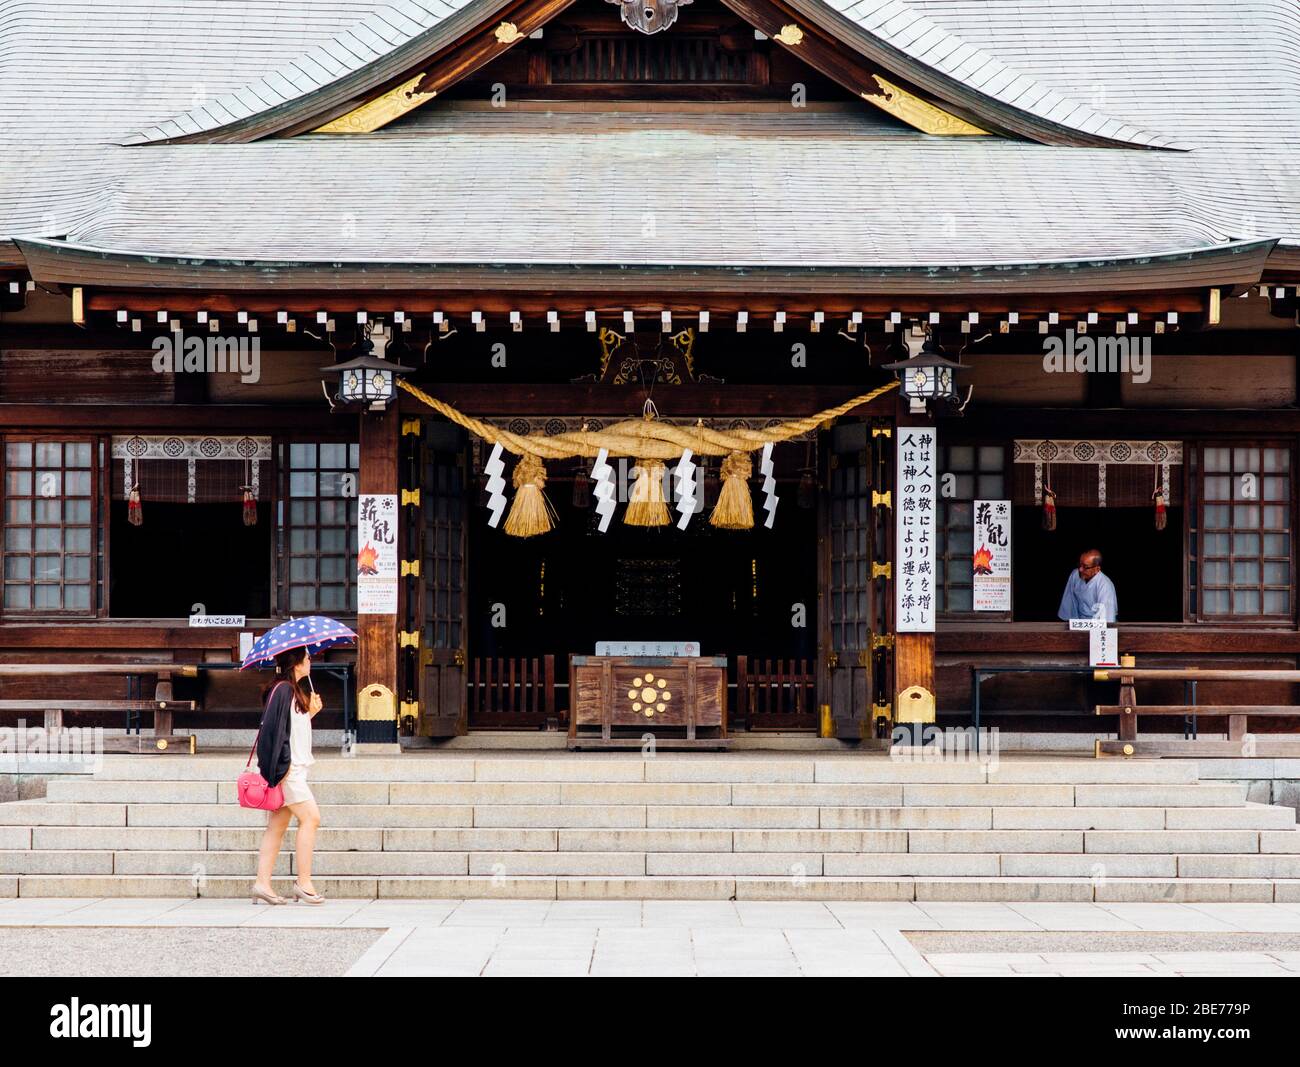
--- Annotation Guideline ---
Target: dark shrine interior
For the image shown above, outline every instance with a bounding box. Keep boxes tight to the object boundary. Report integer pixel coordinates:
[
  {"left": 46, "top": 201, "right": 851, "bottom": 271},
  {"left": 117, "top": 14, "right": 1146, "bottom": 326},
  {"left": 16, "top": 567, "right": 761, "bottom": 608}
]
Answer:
[
  {"left": 1011, "top": 505, "right": 1184, "bottom": 622},
  {"left": 109, "top": 501, "right": 272, "bottom": 618}
]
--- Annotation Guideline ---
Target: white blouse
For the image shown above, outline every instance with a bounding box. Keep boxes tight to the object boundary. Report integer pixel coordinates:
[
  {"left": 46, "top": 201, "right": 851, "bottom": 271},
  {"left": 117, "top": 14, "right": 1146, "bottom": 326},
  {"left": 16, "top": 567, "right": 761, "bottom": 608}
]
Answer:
[{"left": 289, "top": 707, "right": 315, "bottom": 767}]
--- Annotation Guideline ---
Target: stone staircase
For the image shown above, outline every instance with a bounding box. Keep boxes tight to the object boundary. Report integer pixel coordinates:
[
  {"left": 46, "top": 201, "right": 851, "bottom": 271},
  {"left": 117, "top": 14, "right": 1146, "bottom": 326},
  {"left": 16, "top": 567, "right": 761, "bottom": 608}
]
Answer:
[{"left": 2, "top": 753, "right": 1299, "bottom": 901}]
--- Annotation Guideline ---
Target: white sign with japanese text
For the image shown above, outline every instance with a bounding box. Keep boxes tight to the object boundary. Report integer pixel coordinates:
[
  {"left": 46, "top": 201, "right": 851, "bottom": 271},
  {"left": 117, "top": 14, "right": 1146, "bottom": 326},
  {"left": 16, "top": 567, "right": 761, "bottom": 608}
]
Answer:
[
  {"left": 972, "top": 499, "right": 1011, "bottom": 612},
  {"left": 895, "top": 428, "right": 937, "bottom": 632},
  {"left": 357, "top": 493, "right": 399, "bottom": 615}
]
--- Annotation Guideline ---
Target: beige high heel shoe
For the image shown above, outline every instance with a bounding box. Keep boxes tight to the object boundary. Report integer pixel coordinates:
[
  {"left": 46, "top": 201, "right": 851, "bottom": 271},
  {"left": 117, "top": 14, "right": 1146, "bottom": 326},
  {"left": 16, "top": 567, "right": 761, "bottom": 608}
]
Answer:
[
  {"left": 251, "top": 884, "right": 288, "bottom": 905},
  {"left": 292, "top": 883, "right": 324, "bottom": 905}
]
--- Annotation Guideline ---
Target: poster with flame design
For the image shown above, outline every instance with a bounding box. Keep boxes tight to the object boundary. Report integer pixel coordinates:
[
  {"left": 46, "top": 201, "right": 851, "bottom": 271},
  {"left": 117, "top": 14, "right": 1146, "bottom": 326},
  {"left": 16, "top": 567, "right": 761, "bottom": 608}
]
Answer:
[
  {"left": 973, "top": 499, "right": 1011, "bottom": 612},
  {"left": 357, "top": 493, "right": 399, "bottom": 614}
]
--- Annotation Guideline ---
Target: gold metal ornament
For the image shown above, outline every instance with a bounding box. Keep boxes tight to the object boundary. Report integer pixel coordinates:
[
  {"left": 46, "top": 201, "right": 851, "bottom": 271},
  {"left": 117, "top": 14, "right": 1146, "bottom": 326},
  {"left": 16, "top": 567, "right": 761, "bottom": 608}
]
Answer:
[
  {"left": 774, "top": 24, "right": 804, "bottom": 46},
  {"left": 313, "top": 73, "right": 437, "bottom": 133},
  {"left": 860, "top": 75, "right": 987, "bottom": 136},
  {"left": 495, "top": 21, "right": 525, "bottom": 44}
]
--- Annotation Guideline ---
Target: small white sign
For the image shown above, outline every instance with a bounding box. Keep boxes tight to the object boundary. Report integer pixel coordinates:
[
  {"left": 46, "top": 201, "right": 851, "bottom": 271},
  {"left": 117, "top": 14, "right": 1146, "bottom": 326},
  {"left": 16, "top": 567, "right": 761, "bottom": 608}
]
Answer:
[
  {"left": 1068, "top": 618, "right": 1109, "bottom": 632},
  {"left": 238, "top": 632, "right": 255, "bottom": 660},
  {"left": 596, "top": 641, "right": 701, "bottom": 657},
  {"left": 1089, "top": 627, "right": 1118, "bottom": 667},
  {"left": 188, "top": 614, "right": 245, "bottom": 627}
]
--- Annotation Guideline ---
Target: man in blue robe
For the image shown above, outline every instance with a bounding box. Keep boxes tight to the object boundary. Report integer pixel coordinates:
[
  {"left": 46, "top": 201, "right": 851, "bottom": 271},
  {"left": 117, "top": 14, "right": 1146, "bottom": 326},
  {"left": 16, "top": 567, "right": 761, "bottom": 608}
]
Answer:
[{"left": 1057, "top": 549, "right": 1118, "bottom": 622}]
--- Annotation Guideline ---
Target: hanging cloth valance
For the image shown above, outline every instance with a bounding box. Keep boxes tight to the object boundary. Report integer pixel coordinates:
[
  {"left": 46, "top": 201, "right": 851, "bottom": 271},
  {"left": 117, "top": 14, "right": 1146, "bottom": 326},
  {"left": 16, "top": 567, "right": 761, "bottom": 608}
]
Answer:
[
  {"left": 111, "top": 435, "right": 270, "bottom": 505},
  {"left": 1012, "top": 439, "right": 1181, "bottom": 509}
]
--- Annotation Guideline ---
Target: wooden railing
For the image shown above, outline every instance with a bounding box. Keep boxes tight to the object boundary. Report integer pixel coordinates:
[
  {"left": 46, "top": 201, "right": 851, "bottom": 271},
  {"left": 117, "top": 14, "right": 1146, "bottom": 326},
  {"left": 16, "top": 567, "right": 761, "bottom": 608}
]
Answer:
[
  {"left": 1094, "top": 665, "right": 1300, "bottom": 757},
  {"left": 734, "top": 656, "right": 817, "bottom": 731},
  {"left": 468, "top": 655, "right": 556, "bottom": 729}
]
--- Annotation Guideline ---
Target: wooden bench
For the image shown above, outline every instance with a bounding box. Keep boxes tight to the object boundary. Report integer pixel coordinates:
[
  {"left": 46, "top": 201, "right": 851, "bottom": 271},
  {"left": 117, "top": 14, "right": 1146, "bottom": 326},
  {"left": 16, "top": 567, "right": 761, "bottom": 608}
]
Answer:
[
  {"left": 0, "top": 663, "right": 199, "bottom": 754},
  {"left": 1093, "top": 664, "right": 1300, "bottom": 757}
]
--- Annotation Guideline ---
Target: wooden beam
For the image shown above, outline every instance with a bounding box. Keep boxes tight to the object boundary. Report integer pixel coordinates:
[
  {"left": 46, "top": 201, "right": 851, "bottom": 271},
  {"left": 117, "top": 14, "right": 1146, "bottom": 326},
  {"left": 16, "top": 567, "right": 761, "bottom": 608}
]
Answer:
[
  {"left": 404, "top": 383, "right": 897, "bottom": 418},
  {"left": 0, "top": 404, "right": 345, "bottom": 433},
  {"left": 85, "top": 290, "right": 1210, "bottom": 317}
]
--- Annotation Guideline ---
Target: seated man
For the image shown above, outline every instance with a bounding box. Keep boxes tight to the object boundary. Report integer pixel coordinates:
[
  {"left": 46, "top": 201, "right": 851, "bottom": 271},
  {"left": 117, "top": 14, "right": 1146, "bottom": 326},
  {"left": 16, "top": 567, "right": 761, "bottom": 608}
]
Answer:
[{"left": 1057, "top": 549, "right": 1117, "bottom": 622}]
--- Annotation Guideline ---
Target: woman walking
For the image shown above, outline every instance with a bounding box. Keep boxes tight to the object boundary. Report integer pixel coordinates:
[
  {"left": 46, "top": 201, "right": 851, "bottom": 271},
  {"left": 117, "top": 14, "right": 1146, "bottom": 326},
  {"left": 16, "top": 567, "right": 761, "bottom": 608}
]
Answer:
[{"left": 249, "top": 646, "right": 325, "bottom": 905}]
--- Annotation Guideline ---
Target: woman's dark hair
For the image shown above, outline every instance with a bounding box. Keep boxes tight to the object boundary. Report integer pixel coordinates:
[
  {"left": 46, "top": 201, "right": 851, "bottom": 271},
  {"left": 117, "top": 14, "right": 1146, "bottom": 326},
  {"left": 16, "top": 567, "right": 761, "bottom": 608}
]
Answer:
[{"left": 261, "top": 646, "right": 311, "bottom": 712}]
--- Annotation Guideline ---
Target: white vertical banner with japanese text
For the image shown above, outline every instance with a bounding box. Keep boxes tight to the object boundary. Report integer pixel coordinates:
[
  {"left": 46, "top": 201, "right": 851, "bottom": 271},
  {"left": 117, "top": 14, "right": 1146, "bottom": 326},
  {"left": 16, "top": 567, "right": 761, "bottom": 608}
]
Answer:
[
  {"left": 895, "top": 428, "right": 937, "bottom": 632},
  {"left": 357, "top": 493, "right": 399, "bottom": 615},
  {"left": 973, "top": 499, "right": 1012, "bottom": 612}
]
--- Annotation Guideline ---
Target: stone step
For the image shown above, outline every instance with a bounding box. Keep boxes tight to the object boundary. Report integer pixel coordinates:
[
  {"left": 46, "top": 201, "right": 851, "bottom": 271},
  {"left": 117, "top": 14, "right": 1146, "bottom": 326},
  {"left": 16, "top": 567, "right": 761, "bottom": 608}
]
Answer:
[
  {"left": 80, "top": 755, "right": 1202, "bottom": 785},
  {"left": 43, "top": 776, "right": 1251, "bottom": 809},
  {"left": 18, "top": 847, "right": 1295, "bottom": 879},
  {"left": 0, "top": 849, "right": 1239, "bottom": 879},
  {"left": 17, "top": 820, "right": 1296, "bottom": 854},
  {"left": 7, "top": 873, "right": 1296, "bottom": 903}
]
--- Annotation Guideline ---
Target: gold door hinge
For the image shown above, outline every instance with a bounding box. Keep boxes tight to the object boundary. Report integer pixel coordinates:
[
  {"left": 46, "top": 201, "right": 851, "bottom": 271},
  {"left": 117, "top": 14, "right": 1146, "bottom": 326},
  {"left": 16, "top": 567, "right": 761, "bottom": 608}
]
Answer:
[
  {"left": 399, "top": 700, "right": 419, "bottom": 718},
  {"left": 873, "top": 701, "right": 893, "bottom": 721},
  {"left": 871, "top": 561, "right": 892, "bottom": 580},
  {"left": 871, "top": 425, "right": 892, "bottom": 438},
  {"left": 401, "top": 419, "right": 421, "bottom": 436},
  {"left": 872, "top": 490, "right": 891, "bottom": 509},
  {"left": 826, "top": 651, "right": 839, "bottom": 668},
  {"left": 400, "top": 559, "right": 420, "bottom": 577},
  {"left": 856, "top": 650, "right": 871, "bottom": 667},
  {"left": 453, "top": 648, "right": 466, "bottom": 666},
  {"left": 398, "top": 630, "right": 420, "bottom": 649},
  {"left": 870, "top": 632, "right": 895, "bottom": 650},
  {"left": 400, "top": 488, "right": 420, "bottom": 506}
]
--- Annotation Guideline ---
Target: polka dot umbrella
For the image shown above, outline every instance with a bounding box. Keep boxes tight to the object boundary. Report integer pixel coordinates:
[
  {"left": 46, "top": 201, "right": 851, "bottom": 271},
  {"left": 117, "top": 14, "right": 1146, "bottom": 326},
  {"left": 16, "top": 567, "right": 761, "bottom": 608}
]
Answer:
[{"left": 239, "top": 616, "right": 358, "bottom": 670}]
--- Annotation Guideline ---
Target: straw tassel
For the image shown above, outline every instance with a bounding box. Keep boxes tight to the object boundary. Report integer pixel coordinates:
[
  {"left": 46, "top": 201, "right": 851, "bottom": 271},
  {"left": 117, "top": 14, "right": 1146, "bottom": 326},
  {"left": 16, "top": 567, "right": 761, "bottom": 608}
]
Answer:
[
  {"left": 710, "top": 450, "right": 754, "bottom": 530},
  {"left": 503, "top": 453, "right": 556, "bottom": 537},
  {"left": 625, "top": 458, "right": 671, "bottom": 527}
]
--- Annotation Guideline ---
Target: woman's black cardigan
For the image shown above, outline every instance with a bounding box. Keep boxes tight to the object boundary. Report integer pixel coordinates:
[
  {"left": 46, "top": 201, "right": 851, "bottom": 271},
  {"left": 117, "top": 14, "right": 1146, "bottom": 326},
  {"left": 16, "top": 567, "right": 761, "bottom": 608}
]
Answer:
[{"left": 255, "top": 682, "right": 295, "bottom": 787}]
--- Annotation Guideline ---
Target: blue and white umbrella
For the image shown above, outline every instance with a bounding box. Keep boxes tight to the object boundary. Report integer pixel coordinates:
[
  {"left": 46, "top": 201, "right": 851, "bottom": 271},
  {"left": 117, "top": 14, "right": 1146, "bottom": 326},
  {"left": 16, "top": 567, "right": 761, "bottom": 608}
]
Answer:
[{"left": 239, "top": 616, "right": 357, "bottom": 670}]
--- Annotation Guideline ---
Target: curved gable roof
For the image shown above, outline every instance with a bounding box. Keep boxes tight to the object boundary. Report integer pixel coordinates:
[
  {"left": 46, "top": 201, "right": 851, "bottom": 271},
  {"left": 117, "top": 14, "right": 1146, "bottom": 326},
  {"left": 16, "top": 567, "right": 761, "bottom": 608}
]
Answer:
[
  {"left": 790, "top": 0, "right": 1184, "bottom": 149},
  {"left": 122, "top": 0, "right": 503, "bottom": 145},
  {"left": 122, "top": 0, "right": 1180, "bottom": 148}
]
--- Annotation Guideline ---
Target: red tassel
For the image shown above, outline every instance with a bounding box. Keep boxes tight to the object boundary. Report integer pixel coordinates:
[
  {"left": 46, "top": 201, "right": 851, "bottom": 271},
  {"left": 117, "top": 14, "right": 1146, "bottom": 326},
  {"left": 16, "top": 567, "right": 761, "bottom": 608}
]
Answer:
[
  {"left": 241, "top": 487, "right": 257, "bottom": 527},
  {"left": 1153, "top": 489, "right": 1167, "bottom": 531},
  {"left": 127, "top": 485, "right": 143, "bottom": 527},
  {"left": 1041, "top": 487, "right": 1057, "bottom": 531}
]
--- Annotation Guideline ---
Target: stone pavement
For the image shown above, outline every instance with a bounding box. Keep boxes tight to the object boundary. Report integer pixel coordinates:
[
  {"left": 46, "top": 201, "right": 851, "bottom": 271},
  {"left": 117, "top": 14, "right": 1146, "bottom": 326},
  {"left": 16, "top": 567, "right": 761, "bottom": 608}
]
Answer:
[{"left": 4, "top": 898, "right": 1300, "bottom": 976}]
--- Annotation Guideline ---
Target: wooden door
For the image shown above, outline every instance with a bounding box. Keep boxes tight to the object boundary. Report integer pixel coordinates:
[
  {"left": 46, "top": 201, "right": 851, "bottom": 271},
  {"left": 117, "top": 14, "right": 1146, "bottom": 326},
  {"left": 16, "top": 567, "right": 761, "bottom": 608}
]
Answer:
[
  {"left": 415, "top": 422, "right": 468, "bottom": 736},
  {"left": 819, "top": 420, "right": 892, "bottom": 738}
]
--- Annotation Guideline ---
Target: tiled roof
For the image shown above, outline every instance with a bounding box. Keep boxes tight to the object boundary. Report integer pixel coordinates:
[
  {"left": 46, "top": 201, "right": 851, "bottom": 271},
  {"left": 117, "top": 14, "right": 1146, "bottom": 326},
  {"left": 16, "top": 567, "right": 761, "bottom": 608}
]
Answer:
[{"left": 0, "top": 0, "right": 1297, "bottom": 276}]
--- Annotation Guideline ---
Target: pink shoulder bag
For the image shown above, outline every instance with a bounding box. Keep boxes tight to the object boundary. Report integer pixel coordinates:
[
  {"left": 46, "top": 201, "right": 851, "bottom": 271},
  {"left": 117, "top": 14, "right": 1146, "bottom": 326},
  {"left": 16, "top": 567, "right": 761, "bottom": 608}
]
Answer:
[{"left": 237, "top": 683, "right": 286, "bottom": 811}]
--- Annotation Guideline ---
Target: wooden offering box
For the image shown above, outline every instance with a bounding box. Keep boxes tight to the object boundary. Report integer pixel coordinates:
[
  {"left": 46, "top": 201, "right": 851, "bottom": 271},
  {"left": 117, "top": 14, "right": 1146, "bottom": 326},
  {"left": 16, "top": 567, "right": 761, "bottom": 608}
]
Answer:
[{"left": 568, "top": 655, "right": 729, "bottom": 749}]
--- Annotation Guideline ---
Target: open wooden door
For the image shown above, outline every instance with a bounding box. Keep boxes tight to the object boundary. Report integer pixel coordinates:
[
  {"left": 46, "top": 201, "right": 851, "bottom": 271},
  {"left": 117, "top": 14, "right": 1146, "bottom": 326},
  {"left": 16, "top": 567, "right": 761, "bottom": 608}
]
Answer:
[
  {"left": 415, "top": 421, "right": 469, "bottom": 736},
  {"left": 818, "top": 419, "right": 893, "bottom": 739}
]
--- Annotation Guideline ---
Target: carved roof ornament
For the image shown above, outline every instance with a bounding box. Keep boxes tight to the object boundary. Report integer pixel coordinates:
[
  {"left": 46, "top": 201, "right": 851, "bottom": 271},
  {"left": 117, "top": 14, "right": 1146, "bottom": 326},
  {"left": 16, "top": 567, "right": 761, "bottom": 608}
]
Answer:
[{"left": 607, "top": 0, "right": 693, "bottom": 34}]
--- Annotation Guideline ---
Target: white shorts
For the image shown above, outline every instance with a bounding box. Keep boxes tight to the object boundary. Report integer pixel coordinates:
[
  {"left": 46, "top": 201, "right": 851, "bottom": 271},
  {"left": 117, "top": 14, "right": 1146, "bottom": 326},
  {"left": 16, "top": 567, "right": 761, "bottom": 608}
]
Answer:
[{"left": 280, "top": 764, "right": 315, "bottom": 807}]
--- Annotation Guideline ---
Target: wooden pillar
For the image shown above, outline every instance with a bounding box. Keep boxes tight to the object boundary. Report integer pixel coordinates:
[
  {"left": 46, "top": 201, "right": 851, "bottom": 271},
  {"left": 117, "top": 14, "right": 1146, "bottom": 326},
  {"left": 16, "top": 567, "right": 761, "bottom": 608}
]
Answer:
[{"left": 356, "top": 404, "right": 401, "bottom": 752}]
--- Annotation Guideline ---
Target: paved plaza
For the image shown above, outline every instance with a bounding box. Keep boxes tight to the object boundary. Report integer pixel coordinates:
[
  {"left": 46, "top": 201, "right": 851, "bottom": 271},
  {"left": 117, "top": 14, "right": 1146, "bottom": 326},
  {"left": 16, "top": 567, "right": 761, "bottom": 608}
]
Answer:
[{"left": 4, "top": 898, "right": 1300, "bottom": 977}]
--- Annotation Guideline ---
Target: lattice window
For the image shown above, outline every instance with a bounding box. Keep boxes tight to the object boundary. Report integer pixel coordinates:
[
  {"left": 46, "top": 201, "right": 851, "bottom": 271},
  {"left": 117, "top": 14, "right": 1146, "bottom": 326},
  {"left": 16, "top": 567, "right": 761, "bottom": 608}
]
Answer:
[
  {"left": 282, "top": 442, "right": 358, "bottom": 614},
  {"left": 1196, "top": 443, "right": 1292, "bottom": 619},
  {"left": 421, "top": 441, "right": 465, "bottom": 649},
  {"left": 2, "top": 439, "right": 96, "bottom": 614},
  {"left": 828, "top": 452, "right": 871, "bottom": 651},
  {"left": 936, "top": 444, "right": 1006, "bottom": 614},
  {"left": 549, "top": 35, "right": 752, "bottom": 82}
]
